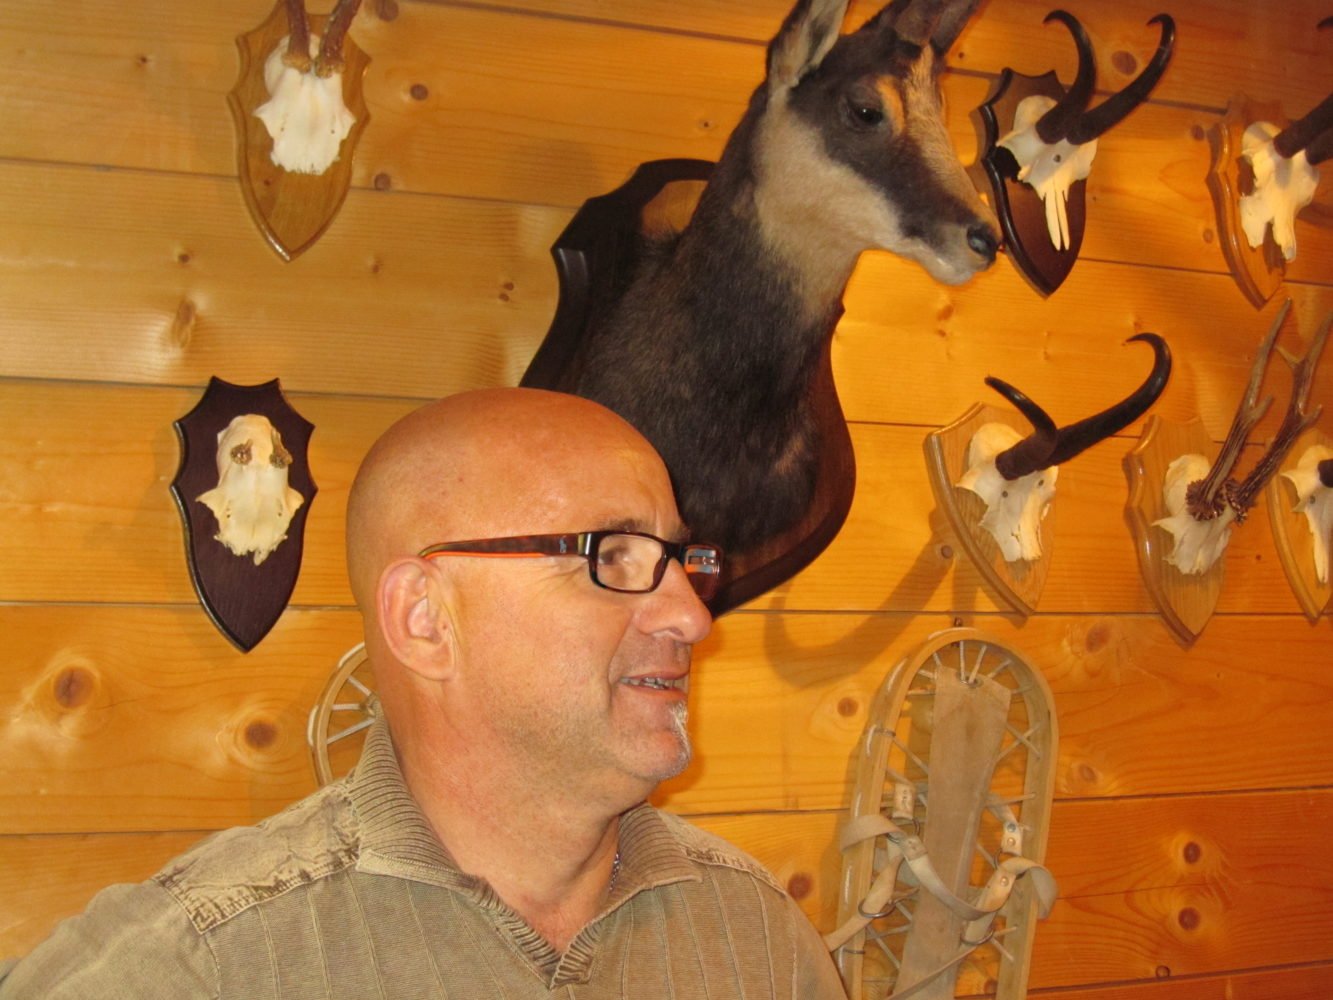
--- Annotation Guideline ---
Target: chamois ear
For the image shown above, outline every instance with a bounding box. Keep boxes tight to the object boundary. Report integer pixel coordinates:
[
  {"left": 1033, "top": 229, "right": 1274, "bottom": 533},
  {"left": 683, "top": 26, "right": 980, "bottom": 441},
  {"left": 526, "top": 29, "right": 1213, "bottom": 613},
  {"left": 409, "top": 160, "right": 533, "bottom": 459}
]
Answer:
[
  {"left": 767, "top": 0, "right": 851, "bottom": 91},
  {"left": 894, "top": 0, "right": 982, "bottom": 53}
]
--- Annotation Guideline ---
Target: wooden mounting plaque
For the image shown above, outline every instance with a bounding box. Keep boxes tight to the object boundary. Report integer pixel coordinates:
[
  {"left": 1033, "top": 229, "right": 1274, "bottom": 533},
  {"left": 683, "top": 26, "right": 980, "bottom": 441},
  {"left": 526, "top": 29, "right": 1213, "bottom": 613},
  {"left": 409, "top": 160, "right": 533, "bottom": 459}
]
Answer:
[
  {"left": 1206, "top": 95, "right": 1287, "bottom": 309},
  {"left": 925, "top": 403, "right": 1053, "bottom": 617},
  {"left": 1124, "top": 415, "right": 1222, "bottom": 645},
  {"left": 170, "top": 377, "right": 317, "bottom": 652},
  {"left": 978, "top": 68, "right": 1087, "bottom": 297},
  {"left": 227, "top": 0, "right": 371, "bottom": 261},
  {"left": 1267, "top": 427, "right": 1333, "bottom": 622}
]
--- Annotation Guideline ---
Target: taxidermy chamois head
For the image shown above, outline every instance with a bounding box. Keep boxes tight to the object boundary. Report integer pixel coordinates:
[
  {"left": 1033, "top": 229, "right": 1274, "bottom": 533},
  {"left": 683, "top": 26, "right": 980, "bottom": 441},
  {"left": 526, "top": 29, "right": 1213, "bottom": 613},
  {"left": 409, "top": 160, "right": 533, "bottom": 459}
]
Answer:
[{"left": 529, "top": 0, "right": 1000, "bottom": 611}]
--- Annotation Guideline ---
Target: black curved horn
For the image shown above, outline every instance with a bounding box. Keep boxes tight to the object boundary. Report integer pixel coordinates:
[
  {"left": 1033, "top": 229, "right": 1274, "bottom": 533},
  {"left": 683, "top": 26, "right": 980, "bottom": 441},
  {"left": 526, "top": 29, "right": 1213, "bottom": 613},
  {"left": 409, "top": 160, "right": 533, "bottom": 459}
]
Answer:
[
  {"left": 1035, "top": 10, "right": 1098, "bottom": 144},
  {"left": 1045, "top": 332, "right": 1172, "bottom": 466},
  {"left": 1273, "top": 93, "right": 1333, "bottom": 163},
  {"left": 989, "top": 334, "right": 1171, "bottom": 481},
  {"left": 1065, "top": 14, "right": 1175, "bottom": 145},
  {"left": 986, "top": 377, "right": 1059, "bottom": 481}
]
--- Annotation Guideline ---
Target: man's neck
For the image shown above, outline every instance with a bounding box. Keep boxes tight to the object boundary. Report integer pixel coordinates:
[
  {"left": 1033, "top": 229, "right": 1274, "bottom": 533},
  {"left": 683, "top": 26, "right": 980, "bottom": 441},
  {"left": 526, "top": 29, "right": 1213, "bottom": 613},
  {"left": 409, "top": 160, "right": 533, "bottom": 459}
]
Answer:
[{"left": 398, "top": 735, "right": 628, "bottom": 953}]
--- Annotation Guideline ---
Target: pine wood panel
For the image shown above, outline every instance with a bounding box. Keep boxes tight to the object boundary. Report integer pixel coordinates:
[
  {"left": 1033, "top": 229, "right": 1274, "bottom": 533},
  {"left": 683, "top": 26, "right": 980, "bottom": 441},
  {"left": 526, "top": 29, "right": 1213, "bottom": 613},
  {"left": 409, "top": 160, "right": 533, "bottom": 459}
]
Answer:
[
  {"left": 703, "top": 790, "right": 1333, "bottom": 990},
  {"left": 2, "top": 3, "right": 1330, "bottom": 282},
  {"left": 3, "top": 379, "right": 1329, "bottom": 613},
  {"left": 494, "top": 0, "right": 1333, "bottom": 113},
  {"left": 2, "top": 161, "right": 1331, "bottom": 421},
  {"left": 3, "top": 605, "right": 1329, "bottom": 831},
  {"left": 833, "top": 256, "right": 1333, "bottom": 436},
  {"left": 0, "top": 163, "right": 563, "bottom": 397},
  {"left": 0, "top": 382, "right": 410, "bottom": 607},
  {"left": 4, "top": 790, "right": 1329, "bottom": 989},
  {"left": 1031, "top": 965, "right": 1333, "bottom": 1000},
  {"left": 693, "top": 790, "right": 1333, "bottom": 929}
]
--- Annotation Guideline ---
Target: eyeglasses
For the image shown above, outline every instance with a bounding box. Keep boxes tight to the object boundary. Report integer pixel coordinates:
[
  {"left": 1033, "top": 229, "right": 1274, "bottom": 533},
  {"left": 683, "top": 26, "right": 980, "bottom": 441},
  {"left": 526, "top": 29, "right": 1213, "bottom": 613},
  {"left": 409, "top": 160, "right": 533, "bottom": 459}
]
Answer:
[{"left": 418, "top": 531, "right": 724, "bottom": 600}]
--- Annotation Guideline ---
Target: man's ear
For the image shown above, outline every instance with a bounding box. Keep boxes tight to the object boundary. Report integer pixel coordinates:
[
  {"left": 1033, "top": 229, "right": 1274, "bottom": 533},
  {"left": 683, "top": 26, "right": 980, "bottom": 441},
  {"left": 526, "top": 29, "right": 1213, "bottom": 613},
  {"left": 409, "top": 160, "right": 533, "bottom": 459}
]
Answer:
[{"left": 377, "top": 558, "right": 455, "bottom": 681}]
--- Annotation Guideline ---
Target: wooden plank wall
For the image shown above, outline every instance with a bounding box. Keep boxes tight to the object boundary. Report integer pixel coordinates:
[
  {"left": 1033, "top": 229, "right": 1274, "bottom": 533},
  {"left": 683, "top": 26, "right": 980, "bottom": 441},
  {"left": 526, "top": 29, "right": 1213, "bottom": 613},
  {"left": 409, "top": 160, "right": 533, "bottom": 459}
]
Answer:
[{"left": 1, "top": 0, "right": 1330, "bottom": 995}]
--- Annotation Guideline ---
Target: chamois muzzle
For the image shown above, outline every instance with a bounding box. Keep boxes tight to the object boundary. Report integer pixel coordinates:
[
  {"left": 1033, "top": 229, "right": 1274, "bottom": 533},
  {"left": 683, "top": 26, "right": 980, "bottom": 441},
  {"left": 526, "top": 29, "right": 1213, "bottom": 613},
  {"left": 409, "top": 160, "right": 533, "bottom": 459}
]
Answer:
[{"left": 967, "top": 223, "right": 1001, "bottom": 262}]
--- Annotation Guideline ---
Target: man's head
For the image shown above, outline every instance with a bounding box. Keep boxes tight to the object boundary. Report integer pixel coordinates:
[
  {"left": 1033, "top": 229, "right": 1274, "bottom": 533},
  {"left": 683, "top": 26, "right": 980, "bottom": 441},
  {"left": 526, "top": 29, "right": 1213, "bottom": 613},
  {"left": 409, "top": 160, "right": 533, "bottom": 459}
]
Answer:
[{"left": 346, "top": 388, "right": 714, "bottom": 808}]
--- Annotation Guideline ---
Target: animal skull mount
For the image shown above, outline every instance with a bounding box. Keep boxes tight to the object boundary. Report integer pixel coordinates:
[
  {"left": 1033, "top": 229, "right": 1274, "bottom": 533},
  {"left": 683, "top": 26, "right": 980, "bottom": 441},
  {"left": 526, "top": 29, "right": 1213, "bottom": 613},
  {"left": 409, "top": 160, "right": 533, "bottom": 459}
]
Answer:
[
  {"left": 1126, "top": 302, "right": 1329, "bottom": 643},
  {"left": 228, "top": 0, "right": 370, "bottom": 260},
  {"left": 1207, "top": 19, "right": 1333, "bottom": 306},
  {"left": 197, "top": 414, "right": 305, "bottom": 566},
  {"left": 927, "top": 333, "right": 1171, "bottom": 615},
  {"left": 956, "top": 422, "right": 1059, "bottom": 564},
  {"left": 172, "top": 378, "right": 317, "bottom": 652},
  {"left": 980, "top": 11, "right": 1175, "bottom": 295},
  {"left": 1268, "top": 432, "right": 1333, "bottom": 621}
]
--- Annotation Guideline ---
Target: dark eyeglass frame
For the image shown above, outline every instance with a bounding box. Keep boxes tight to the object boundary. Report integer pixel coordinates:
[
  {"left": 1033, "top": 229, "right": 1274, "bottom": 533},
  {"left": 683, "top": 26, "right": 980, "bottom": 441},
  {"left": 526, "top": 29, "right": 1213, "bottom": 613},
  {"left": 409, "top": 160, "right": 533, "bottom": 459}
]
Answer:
[{"left": 418, "top": 530, "right": 724, "bottom": 600}]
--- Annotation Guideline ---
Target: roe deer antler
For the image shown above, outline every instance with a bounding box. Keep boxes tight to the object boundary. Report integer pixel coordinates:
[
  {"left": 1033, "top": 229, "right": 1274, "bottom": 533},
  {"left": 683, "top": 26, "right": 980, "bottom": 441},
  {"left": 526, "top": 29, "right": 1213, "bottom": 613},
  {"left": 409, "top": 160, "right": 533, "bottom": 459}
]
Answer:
[
  {"left": 1184, "top": 299, "right": 1288, "bottom": 520},
  {"left": 1186, "top": 301, "right": 1330, "bottom": 524},
  {"left": 1228, "top": 309, "right": 1331, "bottom": 518}
]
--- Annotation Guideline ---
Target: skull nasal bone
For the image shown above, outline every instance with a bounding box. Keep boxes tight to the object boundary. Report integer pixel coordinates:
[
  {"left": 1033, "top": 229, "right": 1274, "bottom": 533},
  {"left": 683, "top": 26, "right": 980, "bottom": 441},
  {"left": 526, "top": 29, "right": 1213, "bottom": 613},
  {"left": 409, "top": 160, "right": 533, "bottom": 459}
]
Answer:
[{"left": 967, "top": 223, "right": 1000, "bottom": 263}]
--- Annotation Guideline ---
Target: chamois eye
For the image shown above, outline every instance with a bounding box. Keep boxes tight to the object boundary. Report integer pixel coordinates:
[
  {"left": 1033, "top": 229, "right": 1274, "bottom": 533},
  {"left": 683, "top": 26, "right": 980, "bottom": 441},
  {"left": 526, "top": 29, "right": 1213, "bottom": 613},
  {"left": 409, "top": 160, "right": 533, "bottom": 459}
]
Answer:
[{"left": 849, "top": 102, "right": 884, "bottom": 127}]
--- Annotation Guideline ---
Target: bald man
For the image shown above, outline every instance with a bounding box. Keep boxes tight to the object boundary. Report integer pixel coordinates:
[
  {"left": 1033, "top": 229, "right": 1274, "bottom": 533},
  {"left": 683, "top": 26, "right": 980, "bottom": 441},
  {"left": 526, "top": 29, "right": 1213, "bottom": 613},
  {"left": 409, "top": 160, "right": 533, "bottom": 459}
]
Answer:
[{"left": 1, "top": 388, "right": 847, "bottom": 999}]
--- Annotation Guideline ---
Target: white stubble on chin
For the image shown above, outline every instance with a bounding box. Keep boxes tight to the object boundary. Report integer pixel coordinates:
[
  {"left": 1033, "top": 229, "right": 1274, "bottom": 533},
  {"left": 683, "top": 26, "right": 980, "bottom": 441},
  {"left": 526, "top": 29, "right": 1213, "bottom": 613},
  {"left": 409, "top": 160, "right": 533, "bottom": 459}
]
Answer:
[{"left": 668, "top": 701, "right": 692, "bottom": 772}]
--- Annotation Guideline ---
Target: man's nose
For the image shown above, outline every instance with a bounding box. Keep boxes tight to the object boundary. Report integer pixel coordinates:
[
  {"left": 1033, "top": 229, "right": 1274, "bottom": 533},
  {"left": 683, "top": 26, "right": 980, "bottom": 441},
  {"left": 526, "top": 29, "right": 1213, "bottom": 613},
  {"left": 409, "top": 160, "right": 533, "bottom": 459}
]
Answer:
[{"left": 641, "top": 559, "right": 713, "bottom": 643}]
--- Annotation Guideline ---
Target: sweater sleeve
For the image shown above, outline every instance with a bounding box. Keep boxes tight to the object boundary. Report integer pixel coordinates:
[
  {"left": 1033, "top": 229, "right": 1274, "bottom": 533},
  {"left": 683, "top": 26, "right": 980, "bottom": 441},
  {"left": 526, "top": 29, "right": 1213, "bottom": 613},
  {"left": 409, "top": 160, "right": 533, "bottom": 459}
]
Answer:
[
  {"left": 0, "top": 880, "right": 216, "bottom": 1000},
  {"left": 788, "top": 896, "right": 850, "bottom": 1000}
]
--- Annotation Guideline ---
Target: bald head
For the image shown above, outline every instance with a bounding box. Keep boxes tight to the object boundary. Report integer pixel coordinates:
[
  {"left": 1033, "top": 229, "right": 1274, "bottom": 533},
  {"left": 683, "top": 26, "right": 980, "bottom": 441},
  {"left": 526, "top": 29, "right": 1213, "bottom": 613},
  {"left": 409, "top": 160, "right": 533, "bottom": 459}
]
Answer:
[{"left": 345, "top": 387, "right": 675, "bottom": 614}]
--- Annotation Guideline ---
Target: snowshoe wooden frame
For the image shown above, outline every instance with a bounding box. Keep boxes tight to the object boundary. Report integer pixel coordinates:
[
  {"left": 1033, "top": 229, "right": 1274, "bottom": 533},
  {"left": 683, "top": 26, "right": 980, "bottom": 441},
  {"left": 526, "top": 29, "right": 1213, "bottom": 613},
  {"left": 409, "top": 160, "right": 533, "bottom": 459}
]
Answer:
[{"left": 828, "top": 628, "right": 1058, "bottom": 999}]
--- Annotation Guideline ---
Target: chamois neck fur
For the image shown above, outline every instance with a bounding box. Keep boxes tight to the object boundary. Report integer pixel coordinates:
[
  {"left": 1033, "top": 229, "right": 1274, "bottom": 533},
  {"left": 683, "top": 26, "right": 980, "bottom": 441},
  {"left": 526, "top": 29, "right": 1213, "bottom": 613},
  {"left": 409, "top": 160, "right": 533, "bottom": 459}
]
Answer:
[{"left": 569, "top": 92, "right": 853, "bottom": 548}]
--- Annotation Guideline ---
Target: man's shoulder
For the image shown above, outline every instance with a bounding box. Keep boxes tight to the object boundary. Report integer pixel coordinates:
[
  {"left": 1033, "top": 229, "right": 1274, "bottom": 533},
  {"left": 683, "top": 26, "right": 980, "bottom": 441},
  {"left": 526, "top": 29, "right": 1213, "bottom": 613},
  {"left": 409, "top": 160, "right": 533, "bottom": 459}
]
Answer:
[
  {"left": 654, "top": 808, "right": 785, "bottom": 895},
  {"left": 154, "top": 781, "right": 359, "bottom": 934}
]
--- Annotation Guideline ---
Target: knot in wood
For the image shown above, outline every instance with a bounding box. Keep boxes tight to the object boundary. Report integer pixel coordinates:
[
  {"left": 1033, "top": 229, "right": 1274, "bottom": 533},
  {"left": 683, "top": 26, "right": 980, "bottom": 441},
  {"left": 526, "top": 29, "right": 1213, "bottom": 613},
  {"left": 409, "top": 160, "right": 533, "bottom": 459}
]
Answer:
[{"left": 786, "top": 873, "right": 813, "bottom": 901}]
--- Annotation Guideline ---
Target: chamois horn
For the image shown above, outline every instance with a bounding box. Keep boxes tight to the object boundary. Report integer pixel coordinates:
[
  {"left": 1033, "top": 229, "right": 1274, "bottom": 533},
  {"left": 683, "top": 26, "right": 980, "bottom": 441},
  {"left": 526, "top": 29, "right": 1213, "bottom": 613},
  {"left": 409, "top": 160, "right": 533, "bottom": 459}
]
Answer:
[
  {"left": 1272, "top": 18, "right": 1333, "bottom": 166},
  {"left": 1036, "top": 12, "right": 1176, "bottom": 146},
  {"left": 990, "top": 332, "right": 1172, "bottom": 481},
  {"left": 1272, "top": 92, "right": 1333, "bottom": 166}
]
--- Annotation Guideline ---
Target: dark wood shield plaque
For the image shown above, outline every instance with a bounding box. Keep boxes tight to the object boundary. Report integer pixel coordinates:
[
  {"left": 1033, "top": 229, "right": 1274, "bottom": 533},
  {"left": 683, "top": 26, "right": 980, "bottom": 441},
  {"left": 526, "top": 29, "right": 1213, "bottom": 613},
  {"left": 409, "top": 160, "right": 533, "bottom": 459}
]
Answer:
[
  {"left": 171, "top": 377, "right": 316, "bottom": 651},
  {"left": 979, "top": 69, "right": 1087, "bottom": 297}
]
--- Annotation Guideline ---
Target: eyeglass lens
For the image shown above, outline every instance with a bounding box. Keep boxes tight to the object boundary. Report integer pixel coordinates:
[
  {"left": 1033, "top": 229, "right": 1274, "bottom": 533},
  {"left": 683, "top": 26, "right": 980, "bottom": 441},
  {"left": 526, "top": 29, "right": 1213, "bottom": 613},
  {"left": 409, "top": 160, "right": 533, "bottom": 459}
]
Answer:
[{"left": 595, "top": 534, "right": 720, "bottom": 599}]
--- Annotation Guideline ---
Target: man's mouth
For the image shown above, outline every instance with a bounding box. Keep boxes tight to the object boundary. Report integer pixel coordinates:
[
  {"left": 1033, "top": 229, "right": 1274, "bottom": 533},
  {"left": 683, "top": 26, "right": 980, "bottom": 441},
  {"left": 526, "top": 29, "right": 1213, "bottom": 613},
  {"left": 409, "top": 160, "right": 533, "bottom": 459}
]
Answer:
[{"left": 621, "top": 676, "right": 686, "bottom": 692}]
